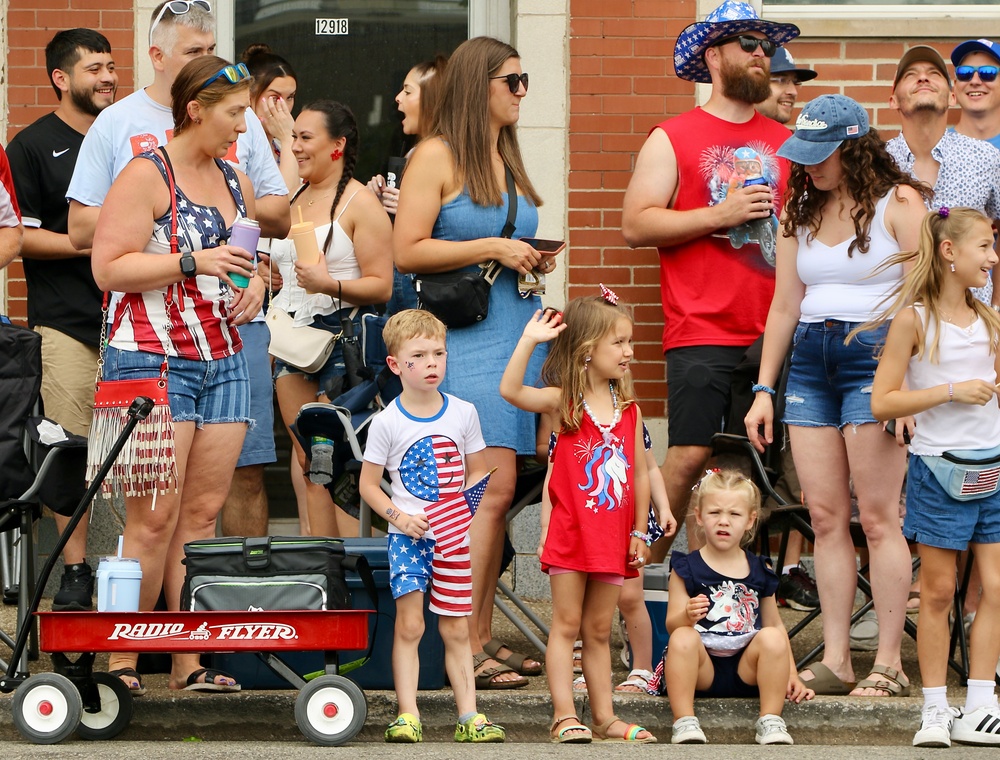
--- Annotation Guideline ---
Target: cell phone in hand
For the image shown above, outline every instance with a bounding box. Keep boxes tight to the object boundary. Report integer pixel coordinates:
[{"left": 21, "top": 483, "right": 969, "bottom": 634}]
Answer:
[
  {"left": 884, "top": 418, "right": 911, "bottom": 444},
  {"left": 520, "top": 237, "right": 566, "bottom": 254}
]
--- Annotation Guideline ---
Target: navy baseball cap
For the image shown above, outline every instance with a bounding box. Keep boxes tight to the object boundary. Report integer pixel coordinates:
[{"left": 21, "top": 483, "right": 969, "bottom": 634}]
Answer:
[
  {"left": 770, "top": 47, "right": 817, "bottom": 82},
  {"left": 951, "top": 38, "right": 1000, "bottom": 66},
  {"left": 776, "top": 94, "right": 869, "bottom": 166}
]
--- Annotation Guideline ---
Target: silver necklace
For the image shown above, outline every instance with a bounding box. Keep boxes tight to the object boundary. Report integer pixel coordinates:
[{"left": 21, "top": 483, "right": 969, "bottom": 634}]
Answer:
[
  {"left": 941, "top": 309, "right": 976, "bottom": 336},
  {"left": 581, "top": 382, "right": 620, "bottom": 445}
]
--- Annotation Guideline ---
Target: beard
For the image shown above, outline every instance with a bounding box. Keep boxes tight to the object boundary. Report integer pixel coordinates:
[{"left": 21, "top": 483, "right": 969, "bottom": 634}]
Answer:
[
  {"left": 719, "top": 56, "right": 772, "bottom": 105},
  {"left": 69, "top": 85, "right": 106, "bottom": 117}
]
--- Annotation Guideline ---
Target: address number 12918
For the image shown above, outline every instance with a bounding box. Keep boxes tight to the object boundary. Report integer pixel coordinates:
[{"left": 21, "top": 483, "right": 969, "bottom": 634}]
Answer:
[{"left": 315, "top": 18, "right": 348, "bottom": 35}]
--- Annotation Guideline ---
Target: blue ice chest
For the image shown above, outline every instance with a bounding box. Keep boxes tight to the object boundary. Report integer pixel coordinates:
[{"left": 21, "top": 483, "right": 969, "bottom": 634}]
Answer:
[
  {"left": 627, "top": 562, "right": 670, "bottom": 669},
  {"left": 212, "top": 537, "right": 445, "bottom": 690},
  {"left": 340, "top": 537, "right": 445, "bottom": 690}
]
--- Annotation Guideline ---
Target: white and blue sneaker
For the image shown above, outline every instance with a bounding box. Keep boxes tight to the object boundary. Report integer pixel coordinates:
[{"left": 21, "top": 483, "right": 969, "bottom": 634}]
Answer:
[
  {"left": 755, "top": 714, "right": 793, "bottom": 745},
  {"left": 913, "top": 704, "right": 958, "bottom": 748},
  {"left": 952, "top": 699, "right": 1000, "bottom": 745},
  {"left": 671, "top": 716, "right": 707, "bottom": 744}
]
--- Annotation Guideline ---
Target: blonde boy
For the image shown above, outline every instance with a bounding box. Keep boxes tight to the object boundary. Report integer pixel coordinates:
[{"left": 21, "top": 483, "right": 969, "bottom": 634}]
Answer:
[{"left": 359, "top": 310, "right": 504, "bottom": 743}]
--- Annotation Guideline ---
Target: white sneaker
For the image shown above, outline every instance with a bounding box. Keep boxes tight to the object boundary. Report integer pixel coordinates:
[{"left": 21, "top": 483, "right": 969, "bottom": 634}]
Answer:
[
  {"left": 671, "top": 716, "right": 707, "bottom": 744},
  {"left": 755, "top": 714, "right": 793, "bottom": 745},
  {"left": 913, "top": 705, "right": 958, "bottom": 748},
  {"left": 952, "top": 699, "right": 1000, "bottom": 745}
]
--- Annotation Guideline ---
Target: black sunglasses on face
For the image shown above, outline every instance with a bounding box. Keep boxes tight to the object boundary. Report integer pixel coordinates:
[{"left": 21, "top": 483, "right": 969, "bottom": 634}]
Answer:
[
  {"left": 490, "top": 72, "right": 529, "bottom": 94},
  {"left": 956, "top": 65, "right": 999, "bottom": 83},
  {"left": 718, "top": 35, "right": 777, "bottom": 58}
]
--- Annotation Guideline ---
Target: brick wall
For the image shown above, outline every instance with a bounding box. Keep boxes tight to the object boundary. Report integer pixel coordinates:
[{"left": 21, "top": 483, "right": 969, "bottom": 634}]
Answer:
[
  {"left": 568, "top": 1, "right": 966, "bottom": 416},
  {"left": 4, "top": 0, "right": 136, "bottom": 323},
  {"left": 568, "top": 0, "right": 695, "bottom": 418}
]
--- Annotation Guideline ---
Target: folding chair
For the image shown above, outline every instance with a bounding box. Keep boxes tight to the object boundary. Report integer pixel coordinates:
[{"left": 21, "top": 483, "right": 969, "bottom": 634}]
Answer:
[
  {"left": 494, "top": 461, "right": 548, "bottom": 655},
  {"left": 0, "top": 323, "right": 88, "bottom": 675}
]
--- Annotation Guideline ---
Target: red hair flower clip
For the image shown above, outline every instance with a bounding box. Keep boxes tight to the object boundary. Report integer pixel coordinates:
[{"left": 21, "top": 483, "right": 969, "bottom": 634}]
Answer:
[{"left": 600, "top": 283, "right": 619, "bottom": 305}]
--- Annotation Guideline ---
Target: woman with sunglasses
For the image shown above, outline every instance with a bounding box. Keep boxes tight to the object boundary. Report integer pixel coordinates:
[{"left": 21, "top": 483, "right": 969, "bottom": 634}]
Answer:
[
  {"left": 745, "top": 94, "right": 930, "bottom": 699},
  {"left": 367, "top": 54, "right": 448, "bottom": 313},
  {"left": 243, "top": 43, "right": 299, "bottom": 194},
  {"left": 394, "top": 36, "right": 552, "bottom": 690},
  {"left": 91, "top": 56, "right": 259, "bottom": 694},
  {"left": 267, "top": 100, "right": 393, "bottom": 538}
]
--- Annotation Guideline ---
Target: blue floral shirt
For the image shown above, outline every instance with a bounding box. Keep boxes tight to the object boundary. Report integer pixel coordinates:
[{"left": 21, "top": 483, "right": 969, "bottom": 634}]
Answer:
[{"left": 887, "top": 130, "right": 1000, "bottom": 304}]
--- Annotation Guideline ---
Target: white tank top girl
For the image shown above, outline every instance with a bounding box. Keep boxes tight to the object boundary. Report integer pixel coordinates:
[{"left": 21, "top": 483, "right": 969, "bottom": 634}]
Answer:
[{"left": 906, "top": 305, "right": 1000, "bottom": 455}]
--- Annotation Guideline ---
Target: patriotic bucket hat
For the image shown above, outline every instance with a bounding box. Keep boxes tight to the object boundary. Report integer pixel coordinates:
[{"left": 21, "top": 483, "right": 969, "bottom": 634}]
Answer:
[{"left": 674, "top": 0, "right": 800, "bottom": 84}]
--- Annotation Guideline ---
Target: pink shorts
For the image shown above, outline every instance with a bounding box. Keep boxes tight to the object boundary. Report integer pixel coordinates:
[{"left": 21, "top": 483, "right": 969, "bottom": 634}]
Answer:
[{"left": 547, "top": 566, "right": 624, "bottom": 587}]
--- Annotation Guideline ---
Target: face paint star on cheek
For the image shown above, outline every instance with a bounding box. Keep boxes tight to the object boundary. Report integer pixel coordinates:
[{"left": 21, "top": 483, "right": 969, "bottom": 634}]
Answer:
[{"left": 406, "top": 361, "right": 415, "bottom": 370}]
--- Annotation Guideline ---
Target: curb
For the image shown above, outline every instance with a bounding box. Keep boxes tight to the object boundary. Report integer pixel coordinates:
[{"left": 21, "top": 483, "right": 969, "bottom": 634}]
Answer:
[{"left": 1, "top": 687, "right": 922, "bottom": 744}]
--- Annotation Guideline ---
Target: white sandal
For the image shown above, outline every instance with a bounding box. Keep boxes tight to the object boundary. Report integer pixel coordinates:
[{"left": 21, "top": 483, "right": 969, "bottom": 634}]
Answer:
[
  {"left": 572, "top": 675, "right": 588, "bottom": 692},
  {"left": 615, "top": 668, "right": 654, "bottom": 693}
]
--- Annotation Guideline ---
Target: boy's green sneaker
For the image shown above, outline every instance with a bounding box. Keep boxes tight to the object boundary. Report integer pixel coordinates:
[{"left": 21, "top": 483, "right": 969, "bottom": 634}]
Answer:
[
  {"left": 455, "top": 713, "right": 506, "bottom": 743},
  {"left": 385, "top": 713, "right": 422, "bottom": 743}
]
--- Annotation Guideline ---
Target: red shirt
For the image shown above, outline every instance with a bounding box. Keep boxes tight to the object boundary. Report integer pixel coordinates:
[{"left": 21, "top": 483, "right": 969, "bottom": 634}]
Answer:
[
  {"left": 542, "top": 404, "right": 639, "bottom": 578},
  {"left": 653, "top": 108, "right": 791, "bottom": 352}
]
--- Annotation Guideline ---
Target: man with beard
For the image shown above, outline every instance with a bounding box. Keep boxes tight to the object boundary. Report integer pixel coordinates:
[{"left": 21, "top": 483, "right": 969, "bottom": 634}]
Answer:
[
  {"left": 756, "top": 46, "right": 816, "bottom": 125},
  {"left": 886, "top": 45, "right": 1000, "bottom": 305},
  {"left": 7, "top": 29, "right": 118, "bottom": 610},
  {"left": 622, "top": 0, "right": 796, "bottom": 559},
  {"left": 951, "top": 39, "right": 1000, "bottom": 150}
]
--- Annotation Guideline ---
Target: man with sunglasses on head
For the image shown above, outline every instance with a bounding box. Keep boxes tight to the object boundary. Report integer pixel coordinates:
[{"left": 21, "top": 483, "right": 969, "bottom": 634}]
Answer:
[
  {"left": 886, "top": 45, "right": 1000, "bottom": 306},
  {"left": 66, "top": 1, "right": 289, "bottom": 547},
  {"left": 951, "top": 39, "right": 1000, "bottom": 150},
  {"left": 622, "top": 0, "right": 797, "bottom": 563}
]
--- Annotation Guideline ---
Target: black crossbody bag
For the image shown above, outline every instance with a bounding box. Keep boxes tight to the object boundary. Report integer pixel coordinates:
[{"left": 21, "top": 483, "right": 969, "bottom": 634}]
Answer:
[{"left": 413, "top": 165, "right": 517, "bottom": 328}]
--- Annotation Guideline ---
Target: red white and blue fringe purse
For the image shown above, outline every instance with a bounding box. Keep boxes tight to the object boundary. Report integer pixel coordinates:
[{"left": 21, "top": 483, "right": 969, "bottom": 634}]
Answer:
[{"left": 86, "top": 147, "right": 180, "bottom": 498}]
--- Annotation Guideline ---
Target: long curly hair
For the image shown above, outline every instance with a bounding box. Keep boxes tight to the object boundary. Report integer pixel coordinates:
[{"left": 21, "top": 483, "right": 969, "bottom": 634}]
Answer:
[
  {"left": 849, "top": 208, "right": 1000, "bottom": 363},
  {"left": 541, "top": 296, "right": 636, "bottom": 433},
  {"left": 781, "top": 131, "right": 932, "bottom": 257}
]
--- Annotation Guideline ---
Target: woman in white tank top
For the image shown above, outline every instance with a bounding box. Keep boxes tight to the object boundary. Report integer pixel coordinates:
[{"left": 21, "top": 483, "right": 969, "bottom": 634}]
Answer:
[
  {"left": 268, "top": 101, "right": 392, "bottom": 538},
  {"left": 745, "top": 95, "right": 930, "bottom": 698}
]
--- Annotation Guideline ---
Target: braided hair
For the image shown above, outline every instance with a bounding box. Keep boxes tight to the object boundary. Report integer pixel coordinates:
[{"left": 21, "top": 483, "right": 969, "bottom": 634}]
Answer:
[{"left": 300, "top": 100, "right": 360, "bottom": 254}]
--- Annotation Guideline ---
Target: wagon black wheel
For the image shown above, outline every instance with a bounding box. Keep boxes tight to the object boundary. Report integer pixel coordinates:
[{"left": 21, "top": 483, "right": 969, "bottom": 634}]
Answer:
[
  {"left": 12, "top": 673, "right": 82, "bottom": 744},
  {"left": 77, "top": 671, "right": 134, "bottom": 740},
  {"left": 294, "top": 674, "right": 367, "bottom": 746}
]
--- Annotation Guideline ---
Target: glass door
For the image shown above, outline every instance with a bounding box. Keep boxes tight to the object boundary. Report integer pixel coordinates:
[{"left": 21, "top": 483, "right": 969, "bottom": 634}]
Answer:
[{"left": 235, "top": 0, "right": 469, "bottom": 179}]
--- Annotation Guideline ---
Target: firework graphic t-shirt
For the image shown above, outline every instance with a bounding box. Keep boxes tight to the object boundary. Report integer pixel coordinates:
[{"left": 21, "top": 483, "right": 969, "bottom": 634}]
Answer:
[{"left": 652, "top": 108, "right": 792, "bottom": 352}]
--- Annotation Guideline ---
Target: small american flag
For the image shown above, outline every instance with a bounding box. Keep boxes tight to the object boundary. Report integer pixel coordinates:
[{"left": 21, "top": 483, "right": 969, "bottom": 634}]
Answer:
[
  {"left": 424, "top": 468, "right": 495, "bottom": 557},
  {"left": 961, "top": 466, "right": 1000, "bottom": 496}
]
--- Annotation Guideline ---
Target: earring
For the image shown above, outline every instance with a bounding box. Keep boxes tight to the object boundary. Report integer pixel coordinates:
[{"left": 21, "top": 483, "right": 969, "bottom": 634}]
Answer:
[
  {"left": 330, "top": 149, "right": 343, "bottom": 161},
  {"left": 584, "top": 356, "right": 591, "bottom": 369},
  {"left": 950, "top": 262, "right": 956, "bottom": 273}
]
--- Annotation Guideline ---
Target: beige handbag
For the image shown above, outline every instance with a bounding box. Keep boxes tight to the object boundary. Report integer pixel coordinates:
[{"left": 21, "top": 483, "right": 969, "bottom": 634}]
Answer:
[{"left": 265, "top": 307, "right": 337, "bottom": 374}]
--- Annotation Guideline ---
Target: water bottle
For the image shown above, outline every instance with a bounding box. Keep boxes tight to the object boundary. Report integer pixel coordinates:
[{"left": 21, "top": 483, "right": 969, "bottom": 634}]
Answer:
[
  {"left": 309, "top": 436, "right": 335, "bottom": 485},
  {"left": 227, "top": 217, "right": 260, "bottom": 288}
]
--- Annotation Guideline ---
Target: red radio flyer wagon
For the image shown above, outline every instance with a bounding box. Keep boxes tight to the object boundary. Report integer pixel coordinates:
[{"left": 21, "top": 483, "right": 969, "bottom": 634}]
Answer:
[{"left": 0, "top": 399, "right": 374, "bottom": 746}]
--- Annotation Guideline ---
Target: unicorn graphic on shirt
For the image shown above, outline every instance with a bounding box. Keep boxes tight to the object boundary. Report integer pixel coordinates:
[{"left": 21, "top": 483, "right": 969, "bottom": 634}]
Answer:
[{"left": 576, "top": 436, "right": 630, "bottom": 513}]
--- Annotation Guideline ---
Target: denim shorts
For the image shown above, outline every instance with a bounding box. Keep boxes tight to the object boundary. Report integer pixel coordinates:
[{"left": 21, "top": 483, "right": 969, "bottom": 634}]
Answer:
[
  {"left": 236, "top": 321, "right": 277, "bottom": 467},
  {"left": 104, "top": 345, "right": 251, "bottom": 427},
  {"left": 784, "top": 320, "right": 888, "bottom": 429},
  {"left": 904, "top": 455, "right": 1000, "bottom": 551},
  {"left": 272, "top": 308, "right": 371, "bottom": 397}
]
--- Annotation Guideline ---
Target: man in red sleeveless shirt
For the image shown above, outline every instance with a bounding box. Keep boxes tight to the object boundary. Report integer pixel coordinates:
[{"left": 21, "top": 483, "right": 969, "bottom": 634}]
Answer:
[{"left": 622, "top": 0, "right": 796, "bottom": 560}]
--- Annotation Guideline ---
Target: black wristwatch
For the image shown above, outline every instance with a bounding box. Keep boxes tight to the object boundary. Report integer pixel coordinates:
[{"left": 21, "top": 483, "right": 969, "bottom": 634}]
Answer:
[{"left": 179, "top": 252, "right": 197, "bottom": 278}]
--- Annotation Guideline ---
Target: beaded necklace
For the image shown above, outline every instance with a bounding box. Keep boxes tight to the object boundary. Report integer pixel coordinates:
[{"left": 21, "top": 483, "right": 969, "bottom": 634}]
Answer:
[{"left": 581, "top": 382, "right": 620, "bottom": 446}]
